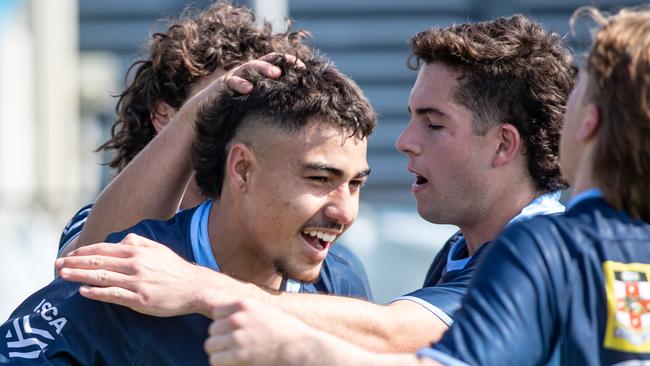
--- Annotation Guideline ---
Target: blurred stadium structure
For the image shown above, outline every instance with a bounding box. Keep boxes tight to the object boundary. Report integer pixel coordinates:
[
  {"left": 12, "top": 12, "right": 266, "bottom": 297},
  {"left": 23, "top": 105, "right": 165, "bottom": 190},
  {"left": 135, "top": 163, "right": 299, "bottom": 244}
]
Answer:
[{"left": 0, "top": 0, "right": 641, "bottom": 320}]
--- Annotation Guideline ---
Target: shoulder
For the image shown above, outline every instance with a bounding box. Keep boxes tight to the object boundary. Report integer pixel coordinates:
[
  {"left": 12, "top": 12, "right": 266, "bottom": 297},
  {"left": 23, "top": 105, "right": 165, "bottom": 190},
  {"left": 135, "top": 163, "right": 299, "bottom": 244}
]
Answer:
[
  {"left": 58, "top": 203, "right": 94, "bottom": 253},
  {"left": 309, "top": 244, "right": 373, "bottom": 300},
  {"left": 422, "top": 231, "right": 462, "bottom": 286},
  {"left": 105, "top": 208, "right": 199, "bottom": 259},
  {"left": 1, "top": 278, "right": 152, "bottom": 363}
]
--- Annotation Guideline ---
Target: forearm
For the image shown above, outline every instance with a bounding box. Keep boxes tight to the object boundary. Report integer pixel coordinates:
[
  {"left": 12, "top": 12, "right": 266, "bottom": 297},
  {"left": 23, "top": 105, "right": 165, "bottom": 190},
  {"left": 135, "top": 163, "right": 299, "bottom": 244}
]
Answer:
[
  {"left": 76, "top": 100, "right": 199, "bottom": 248},
  {"left": 198, "top": 276, "right": 437, "bottom": 353},
  {"left": 292, "top": 326, "right": 434, "bottom": 366}
]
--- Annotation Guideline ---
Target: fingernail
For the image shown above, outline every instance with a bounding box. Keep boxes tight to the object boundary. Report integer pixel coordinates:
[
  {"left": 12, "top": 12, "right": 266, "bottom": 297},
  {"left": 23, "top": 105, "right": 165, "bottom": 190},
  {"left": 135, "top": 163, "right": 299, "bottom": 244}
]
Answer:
[
  {"left": 79, "top": 286, "right": 89, "bottom": 294},
  {"left": 55, "top": 258, "right": 64, "bottom": 267},
  {"left": 271, "top": 66, "right": 281, "bottom": 76},
  {"left": 60, "top": 268, "right": 70, "bottom": 276},
  {"left": 241, "top": 82, "right": 252, "bottom": 92}
]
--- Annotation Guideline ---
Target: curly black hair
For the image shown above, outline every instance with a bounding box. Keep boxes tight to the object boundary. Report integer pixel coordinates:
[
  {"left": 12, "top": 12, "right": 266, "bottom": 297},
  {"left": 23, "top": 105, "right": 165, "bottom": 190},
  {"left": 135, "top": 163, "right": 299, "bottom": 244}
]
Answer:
[{"left": 192, "top": 56, "right": 377, "bottom": 198}]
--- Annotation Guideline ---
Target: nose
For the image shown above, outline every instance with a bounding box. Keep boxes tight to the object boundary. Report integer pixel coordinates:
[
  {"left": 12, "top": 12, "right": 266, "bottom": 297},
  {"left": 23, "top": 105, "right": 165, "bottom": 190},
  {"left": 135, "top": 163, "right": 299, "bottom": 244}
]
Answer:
[
  {"left": 323, "top": 184, "right": 358, "bottom": 227},
  {"left": 395, "top": 120, "right": 420, "bottom": 155}
]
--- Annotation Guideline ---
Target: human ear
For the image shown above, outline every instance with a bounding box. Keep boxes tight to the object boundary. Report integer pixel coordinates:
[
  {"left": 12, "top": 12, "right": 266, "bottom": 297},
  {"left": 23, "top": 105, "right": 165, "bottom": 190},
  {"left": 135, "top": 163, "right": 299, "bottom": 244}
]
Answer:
[
  {"left": 577, "top": 103, "right": 600, "bottom": 141},
  {"left": 225, "top": 143, "right": 255, "bottom": 192},
  {"left": 492, "top": 123, "right": 522, "bottom": 167},
  {"left": 150, "top": 101, "right": 176, "bottom": 132}
]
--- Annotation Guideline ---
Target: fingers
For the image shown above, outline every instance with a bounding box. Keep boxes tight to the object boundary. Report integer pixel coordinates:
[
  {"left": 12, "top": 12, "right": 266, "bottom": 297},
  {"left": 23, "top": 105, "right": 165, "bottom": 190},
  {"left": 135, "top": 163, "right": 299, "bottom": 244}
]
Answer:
[
  {"left": 56, "top": 254, "right": 135, "bottom": 274},
  {"left": 224, "top": 53, "right": 306, "bottom": 94},
  {"left": 225, "top": 60, "right": 281, "bottom": 93},
  {"left": 204, "top": 334, "right": 233, "bottom": 354},
  {"left": 66, "top": 242, "right": 135, "bottom": 258},
  {"left": 210, "top": 301, "right": 246, "bottom": 322},
  {"left": 78, "top": 285, "right": 140, "bottom": 307},
  {"left": 208, "top": 315, "right": 239, "bottom": 336},
  {"left": 208, "top": 349, "right": 240, "bottom": 366},
  {"left": 59, "top": 267, "right": 135, "bottom": 289},
  {"left": 258, "top": 52, "right": 306, "bottom": 68}
]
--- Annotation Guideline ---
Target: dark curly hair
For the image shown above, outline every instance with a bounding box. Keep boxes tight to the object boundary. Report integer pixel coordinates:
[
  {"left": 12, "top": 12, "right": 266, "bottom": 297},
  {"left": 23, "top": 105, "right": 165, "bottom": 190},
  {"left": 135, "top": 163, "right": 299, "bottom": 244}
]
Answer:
[
  {"left": 193, "top": 56, "right": 377, "bottom": 198},
  {"left": 409, "top": 15, "right": 577, "bottom": 192},
  {"left": 98, "top": 1, "right": 312, "bottom": 172}
]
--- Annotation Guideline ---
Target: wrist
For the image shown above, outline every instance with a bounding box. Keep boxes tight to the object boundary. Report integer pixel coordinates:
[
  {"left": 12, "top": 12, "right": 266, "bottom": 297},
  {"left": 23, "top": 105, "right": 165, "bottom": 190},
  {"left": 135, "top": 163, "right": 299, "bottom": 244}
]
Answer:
[{"left": 189, "top": 266, "right": 223, "bottom": 317}]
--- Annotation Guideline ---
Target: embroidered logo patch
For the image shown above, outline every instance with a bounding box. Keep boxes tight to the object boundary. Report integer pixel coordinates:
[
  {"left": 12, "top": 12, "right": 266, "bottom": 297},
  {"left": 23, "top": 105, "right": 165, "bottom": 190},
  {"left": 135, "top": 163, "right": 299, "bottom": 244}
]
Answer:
[{"left": 604, "top": 261, "right": 650, "bottom": 353}]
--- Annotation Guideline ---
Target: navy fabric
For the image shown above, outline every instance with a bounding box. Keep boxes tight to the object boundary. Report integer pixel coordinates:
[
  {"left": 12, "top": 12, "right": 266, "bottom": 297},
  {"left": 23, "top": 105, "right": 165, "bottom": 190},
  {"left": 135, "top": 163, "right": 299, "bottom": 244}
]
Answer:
[
  {"left": 56, "top": 204, "right": 93, "bottom": 256},
  {"left": 56, "top": 203, "right": 372, "bottom": 299},
  {"left": 398, "top": 191, "right": 564, "bottom": 324},
  {"left": 423, "top": 197, "right": 650, "bottom": 366},
  {"left": 1, "top": 207, "right": 371, "bottom": 364},
  {"left": 397, "top": 233, "right": 491, "bottom": 325}
]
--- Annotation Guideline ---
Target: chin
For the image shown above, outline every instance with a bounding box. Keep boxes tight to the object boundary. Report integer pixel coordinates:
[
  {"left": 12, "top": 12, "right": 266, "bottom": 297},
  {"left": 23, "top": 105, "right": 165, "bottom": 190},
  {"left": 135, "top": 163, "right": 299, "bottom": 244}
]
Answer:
[{"left": 275, "top": 259, "right": 323, "bottom": 284}]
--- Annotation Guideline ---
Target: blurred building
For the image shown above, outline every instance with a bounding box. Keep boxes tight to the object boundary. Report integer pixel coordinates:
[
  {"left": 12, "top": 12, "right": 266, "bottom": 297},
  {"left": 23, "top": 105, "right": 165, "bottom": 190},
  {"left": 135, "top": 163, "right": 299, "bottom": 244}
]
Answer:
[{"left": 0, "top": 0, "right": 642, "bottom": 320}]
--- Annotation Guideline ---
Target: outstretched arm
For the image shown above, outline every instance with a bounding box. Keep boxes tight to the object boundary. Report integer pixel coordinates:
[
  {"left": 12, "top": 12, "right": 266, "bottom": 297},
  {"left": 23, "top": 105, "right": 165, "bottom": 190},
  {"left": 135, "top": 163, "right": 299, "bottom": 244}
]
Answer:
[
  {"left": 65, "top": 56, "right": 292, "bottom": 256},
  {"left": 56, "top": 236, "right": 448, "bottom": 353},
  {"left": 203, "top": 299, "right": 440, "bottom": 366}
]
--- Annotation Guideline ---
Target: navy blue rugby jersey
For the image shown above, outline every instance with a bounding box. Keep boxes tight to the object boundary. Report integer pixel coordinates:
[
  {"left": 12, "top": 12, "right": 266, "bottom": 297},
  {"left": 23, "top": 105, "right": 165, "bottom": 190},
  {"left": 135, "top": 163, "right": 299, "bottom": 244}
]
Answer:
[
  {"left": 2, "top": 201, "right": 370, "bottom": 364},
  {"left": 394, "top": 191, "right": 564, "bottom": 326},
  {"left": 56, "top": 202, "right": 372, "bottom": 298},
  {"left": 420, "top": 190, "right": 650, "bottom": 366}
]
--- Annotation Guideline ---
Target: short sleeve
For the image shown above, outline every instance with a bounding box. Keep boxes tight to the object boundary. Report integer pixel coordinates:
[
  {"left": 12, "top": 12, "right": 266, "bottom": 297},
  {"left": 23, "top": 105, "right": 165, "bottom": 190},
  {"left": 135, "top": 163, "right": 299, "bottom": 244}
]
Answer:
[
  {"left": 421, "top": 220, "right": 565, "bottom": 366},
  {"left": 57, "top": 204, "right": 93, "bottom": 257}
]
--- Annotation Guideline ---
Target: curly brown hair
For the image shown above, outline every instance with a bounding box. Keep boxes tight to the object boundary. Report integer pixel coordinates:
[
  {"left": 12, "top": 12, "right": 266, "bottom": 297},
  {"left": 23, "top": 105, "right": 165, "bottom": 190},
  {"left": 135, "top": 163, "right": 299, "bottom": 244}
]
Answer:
[
  {"left": 193, "top": 56, "right": 377, "bottom": 198},
  {"left": 573, "top": 6, "right": 650, "bottom": 222},
  {"left": 409, "top": 15, "right": 577, "bottom": 192},
  {"left": 98, "top": 2, "right": 312, "bottom": 172}
]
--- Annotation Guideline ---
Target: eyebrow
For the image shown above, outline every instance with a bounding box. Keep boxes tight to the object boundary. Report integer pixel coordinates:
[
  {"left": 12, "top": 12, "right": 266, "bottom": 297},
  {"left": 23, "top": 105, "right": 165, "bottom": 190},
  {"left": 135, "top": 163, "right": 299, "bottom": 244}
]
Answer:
[
  {"left": 303, "top": 163, "right": 371, "bottom": 179},
  {"left": 408, "top": 106, "right": 447, "bottom": 117}
]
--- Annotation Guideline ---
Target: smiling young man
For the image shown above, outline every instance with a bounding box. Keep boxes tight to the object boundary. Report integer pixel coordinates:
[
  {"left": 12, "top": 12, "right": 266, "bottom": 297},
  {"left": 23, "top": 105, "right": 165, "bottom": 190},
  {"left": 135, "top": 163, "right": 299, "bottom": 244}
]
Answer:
[
  {"left": 56, "top": 1, "right": 373, "bottom": 300},
  {"left": 0, "top": 56, "right": 376, "bottom": 364},
  {"left": 55, "top": 14, "right": 575, "bottom": 355}
]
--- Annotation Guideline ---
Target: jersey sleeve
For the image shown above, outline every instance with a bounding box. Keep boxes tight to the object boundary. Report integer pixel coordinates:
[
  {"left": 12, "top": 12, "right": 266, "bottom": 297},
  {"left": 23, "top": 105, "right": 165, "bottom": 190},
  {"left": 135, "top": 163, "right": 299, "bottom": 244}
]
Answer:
[
  {"left": 420, "top": 220, "right": 566, "bottom": 366},
  {"left": 0, "top": 278, "right": 152, "bottom": 365},
  {"left": 56, "top": 204, "right": 93, "bottom": 257},
  {"left": 392, "top": 243, "right": 484, "bottom": 326}
]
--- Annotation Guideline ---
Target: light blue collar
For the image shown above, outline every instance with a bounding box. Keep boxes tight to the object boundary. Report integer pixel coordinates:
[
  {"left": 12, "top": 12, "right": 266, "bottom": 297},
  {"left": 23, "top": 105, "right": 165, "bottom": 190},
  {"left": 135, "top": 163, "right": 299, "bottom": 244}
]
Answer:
[
  {"left": 566, "top": 188, "right": 603, "bottom": 211},
  {"left": 188, "top": 200, "right": 302, "bottom": 293},
  {"left": 189, "top": 200, "right": 220, "bottom": 271},
  {"left": 446, "top": 191, "right": 565, "bottom": 271}
]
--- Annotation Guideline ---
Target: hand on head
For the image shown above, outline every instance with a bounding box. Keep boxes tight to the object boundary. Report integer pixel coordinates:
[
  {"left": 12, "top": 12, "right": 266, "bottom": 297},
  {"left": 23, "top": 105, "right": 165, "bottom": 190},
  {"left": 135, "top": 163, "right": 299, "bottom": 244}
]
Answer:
[{"left": 187, "top": 53, "right": 305, "bottom": 107}]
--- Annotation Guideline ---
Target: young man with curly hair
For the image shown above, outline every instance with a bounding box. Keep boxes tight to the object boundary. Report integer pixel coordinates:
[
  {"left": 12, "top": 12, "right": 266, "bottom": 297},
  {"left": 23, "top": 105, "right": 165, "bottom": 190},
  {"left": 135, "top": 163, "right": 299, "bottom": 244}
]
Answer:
[
  {"left": 57, "top": 2, "right": 372, "bottom": 297},
  {"left": 56, "top": 14, "right": 576, "bottom": 357},
  {"left": 0, "top": 56, "right": 375, "bottom": 364}
]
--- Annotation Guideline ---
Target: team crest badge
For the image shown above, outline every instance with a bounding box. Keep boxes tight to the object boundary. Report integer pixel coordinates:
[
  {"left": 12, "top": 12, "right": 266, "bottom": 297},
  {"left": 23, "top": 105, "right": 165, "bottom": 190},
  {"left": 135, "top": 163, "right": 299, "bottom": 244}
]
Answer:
[{"left": 604, "top": 261, "right": 650, "bottom": 353}]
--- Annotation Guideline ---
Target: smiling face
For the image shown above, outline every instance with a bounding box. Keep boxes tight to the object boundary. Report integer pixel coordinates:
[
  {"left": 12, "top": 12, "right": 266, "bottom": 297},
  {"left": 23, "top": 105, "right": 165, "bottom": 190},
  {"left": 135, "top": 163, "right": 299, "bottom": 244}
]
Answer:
[
  {"left": 237, "top": 119, "right": 370, "bottom": 282},
  {"left": 396, "top": 62, "right": 499, "bottom": 227}
]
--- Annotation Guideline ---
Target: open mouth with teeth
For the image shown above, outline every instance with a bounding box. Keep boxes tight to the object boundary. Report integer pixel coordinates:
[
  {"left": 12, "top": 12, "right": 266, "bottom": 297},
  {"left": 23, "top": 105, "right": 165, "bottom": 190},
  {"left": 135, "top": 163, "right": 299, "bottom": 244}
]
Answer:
[{"left": 301, "top": 229, "right": 336, "bottom": 251}]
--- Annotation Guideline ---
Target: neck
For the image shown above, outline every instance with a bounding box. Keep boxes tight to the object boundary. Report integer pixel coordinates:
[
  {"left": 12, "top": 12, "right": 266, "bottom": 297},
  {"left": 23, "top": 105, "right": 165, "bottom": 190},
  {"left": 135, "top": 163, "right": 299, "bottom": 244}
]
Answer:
[
  {"left": 179, "top": 175, "right": 206, "bottom": 210},
  {"left": 460, "top": 181, "right": 541, "bottom": 255},
  {"left": 207, "top": 200, "right": 283, "bottom": 290},
  {"left": 568, "top": 150, "right": 599, "bottom": 199}
]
